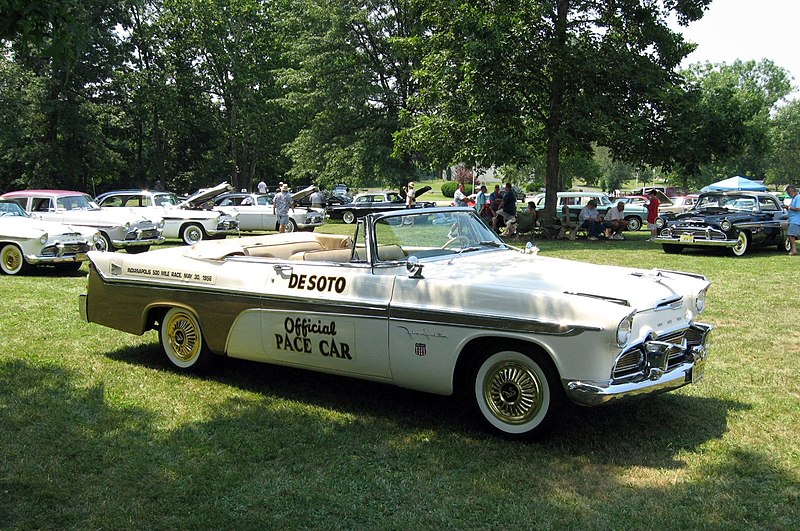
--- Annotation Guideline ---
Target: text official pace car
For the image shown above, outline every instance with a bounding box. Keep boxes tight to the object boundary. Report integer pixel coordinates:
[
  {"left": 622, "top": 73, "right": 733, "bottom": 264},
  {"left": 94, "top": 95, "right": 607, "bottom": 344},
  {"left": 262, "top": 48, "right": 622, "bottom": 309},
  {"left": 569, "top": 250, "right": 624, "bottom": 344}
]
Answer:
[{"left": 80, "top": 207, "right": 713, "bottom": 438}]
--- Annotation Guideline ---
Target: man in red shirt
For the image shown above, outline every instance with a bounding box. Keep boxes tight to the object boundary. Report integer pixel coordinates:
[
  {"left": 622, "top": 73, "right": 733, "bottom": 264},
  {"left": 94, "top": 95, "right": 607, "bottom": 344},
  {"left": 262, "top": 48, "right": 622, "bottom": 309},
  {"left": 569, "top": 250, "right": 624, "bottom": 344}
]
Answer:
[{"left": 645, "top": 189, "right": 660, "bottom": 239}]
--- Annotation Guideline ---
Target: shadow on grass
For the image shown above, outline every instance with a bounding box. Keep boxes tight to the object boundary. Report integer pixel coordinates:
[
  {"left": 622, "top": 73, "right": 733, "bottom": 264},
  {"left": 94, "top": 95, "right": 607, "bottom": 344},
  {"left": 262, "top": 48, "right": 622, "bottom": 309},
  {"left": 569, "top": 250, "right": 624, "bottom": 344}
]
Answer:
[
  {"left": 105, "top": 342, "right": 746, "bottom": 467},
  {"left": 1, "top": 357, "right": 795, "bottom": 530}
]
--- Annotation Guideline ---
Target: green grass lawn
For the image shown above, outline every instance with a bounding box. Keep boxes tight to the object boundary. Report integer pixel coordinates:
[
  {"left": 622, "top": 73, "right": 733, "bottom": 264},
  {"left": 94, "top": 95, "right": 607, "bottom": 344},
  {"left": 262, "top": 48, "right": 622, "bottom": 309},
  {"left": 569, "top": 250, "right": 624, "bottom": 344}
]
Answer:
[{"left": 1, "top": 226, "right": 798, "bottom": 529}]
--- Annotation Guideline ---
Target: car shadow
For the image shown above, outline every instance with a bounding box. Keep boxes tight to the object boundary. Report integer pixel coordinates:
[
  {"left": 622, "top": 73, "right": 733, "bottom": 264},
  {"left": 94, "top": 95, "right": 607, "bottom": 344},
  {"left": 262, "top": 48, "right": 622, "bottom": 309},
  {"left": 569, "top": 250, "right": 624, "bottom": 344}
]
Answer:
[{"left": 104, "top": 342, "right": 745, "bottom": 467}]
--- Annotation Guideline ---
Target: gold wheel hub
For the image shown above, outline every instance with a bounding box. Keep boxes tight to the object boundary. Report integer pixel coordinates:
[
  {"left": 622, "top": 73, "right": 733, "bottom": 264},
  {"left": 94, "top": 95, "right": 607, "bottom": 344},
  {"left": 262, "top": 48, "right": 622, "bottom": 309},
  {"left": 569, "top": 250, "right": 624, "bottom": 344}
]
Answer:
[
  {"left": 483, "top": 361, "right": 543, "bottom": 425},
  {"left": 167, "top": 313, "right": 200, "bottom": 362}
]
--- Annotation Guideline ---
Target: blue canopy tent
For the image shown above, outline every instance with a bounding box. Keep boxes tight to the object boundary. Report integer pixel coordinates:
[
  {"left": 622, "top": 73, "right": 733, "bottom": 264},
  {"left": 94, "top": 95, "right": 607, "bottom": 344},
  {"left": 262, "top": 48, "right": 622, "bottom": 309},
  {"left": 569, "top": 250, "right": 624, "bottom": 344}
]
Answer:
[{"left": 700, "top": 176, "right": 768, "bottom": 192}]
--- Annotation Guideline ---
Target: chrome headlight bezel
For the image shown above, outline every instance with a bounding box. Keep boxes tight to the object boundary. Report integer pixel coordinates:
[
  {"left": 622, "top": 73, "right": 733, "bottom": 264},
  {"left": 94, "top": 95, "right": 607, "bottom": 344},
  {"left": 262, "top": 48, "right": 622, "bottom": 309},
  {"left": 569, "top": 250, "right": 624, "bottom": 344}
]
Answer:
[
  {"left": 39, "top": 233, "right": 49, "bottom": 244},
  {"left": 695, "top": 289, "right": 707, "bottom": 313},
  {"left": 719, "top": 219, "right": 732, "bottom": 231},
  {"left": 655, "top": 217, "right": 665, "bottom": 229},
  {"left": 616, "top": 315, "right": 633, "bottom": 347}
]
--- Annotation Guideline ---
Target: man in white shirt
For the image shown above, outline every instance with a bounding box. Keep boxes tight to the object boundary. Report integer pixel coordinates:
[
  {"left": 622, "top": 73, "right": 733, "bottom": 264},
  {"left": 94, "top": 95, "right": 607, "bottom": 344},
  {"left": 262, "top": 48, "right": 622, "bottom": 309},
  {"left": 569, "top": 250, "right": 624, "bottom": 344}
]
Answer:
[
  {"left": 257, "top": 180, "right": 267, "bottom": 194},
  {"left": 603, "top": 201, "right": 626, "bottom": 240},
  {"left": 578, "top": 199, "right": 604, "bottom": 240}
]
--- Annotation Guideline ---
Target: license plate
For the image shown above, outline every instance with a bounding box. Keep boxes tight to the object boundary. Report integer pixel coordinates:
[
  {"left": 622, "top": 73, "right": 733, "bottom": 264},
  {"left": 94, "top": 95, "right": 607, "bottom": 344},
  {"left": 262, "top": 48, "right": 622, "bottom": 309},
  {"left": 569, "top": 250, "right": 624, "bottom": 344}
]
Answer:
[
  {"left": 680, "top": 233, "right": 695, "bottom": 243},
  {"left": 691, "top": 358, "right": 705, "bottom": 384}
]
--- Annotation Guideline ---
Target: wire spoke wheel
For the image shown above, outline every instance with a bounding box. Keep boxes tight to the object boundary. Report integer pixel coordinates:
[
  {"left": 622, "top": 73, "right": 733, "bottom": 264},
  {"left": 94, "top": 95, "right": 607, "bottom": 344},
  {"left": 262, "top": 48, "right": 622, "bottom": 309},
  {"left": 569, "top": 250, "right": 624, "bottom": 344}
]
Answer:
[
  {"left": 472, "top": 348, "right": 562, "bottom": 438},
  {"left": 160, "top": 307, "right": 213, "bottom": 371},
  {"left": 1, "top": 244, "right": 28, "bottom": 275}
]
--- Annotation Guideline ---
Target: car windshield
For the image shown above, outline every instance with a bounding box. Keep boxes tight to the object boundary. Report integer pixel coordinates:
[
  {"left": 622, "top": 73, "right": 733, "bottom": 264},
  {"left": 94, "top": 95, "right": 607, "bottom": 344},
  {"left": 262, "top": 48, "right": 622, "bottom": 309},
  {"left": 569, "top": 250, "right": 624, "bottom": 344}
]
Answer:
[
  {"left": 696, "top": 194, "right": 757, "bottom": 212},
  {"left": 56, "top": 194, "right": 98, "bottom": 210},
  {"left": 154, "top": 193, "right": 179, "bottom": 206},
  {"left": 0, "top": 200, "right": 28, "bottom": 217},
  {"left": 372, "top": 210, "right": 504, "bottom": 260}
]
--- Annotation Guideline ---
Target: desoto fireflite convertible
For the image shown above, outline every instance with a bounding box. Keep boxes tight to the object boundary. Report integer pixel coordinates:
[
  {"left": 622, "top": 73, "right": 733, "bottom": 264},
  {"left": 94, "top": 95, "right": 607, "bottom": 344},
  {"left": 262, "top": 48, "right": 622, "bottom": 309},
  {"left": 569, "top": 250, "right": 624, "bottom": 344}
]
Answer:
[{"left": 80, "top": 206, "right": 712, "bottom": 438}]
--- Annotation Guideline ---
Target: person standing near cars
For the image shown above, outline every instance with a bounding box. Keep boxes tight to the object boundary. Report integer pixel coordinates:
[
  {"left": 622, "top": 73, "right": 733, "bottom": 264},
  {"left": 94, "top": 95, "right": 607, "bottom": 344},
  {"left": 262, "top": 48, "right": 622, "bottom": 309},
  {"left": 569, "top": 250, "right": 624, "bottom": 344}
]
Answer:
[
  {"left": 645, "top": 189, "right": 660, "bottom": 239},
  {"left": 492, "top": 182, "right": 517, "bottom": 233},
  {"left": 405, "top": 182, "right": 416, "bottom": 208},
  {"left": 257, "top": 180, "right": 267, "bottom": 194},
  {"left": 786, "top": 184, "right": 800, "bottom": 256},
  {"left": 273, "top": 183, "right": 293, "bottom": 233},
  {"left": 454, "top": 183, "right": 469, "bottom": 207}
]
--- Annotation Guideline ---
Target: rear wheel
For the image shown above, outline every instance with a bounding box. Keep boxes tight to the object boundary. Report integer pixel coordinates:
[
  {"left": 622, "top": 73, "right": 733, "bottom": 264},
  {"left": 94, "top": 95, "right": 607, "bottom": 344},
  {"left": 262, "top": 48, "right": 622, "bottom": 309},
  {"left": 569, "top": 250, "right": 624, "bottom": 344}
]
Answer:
[
  {"left": 181, "top": 223, "right": 205, "bottom": 245},
  {"left": 285, "top": 218, "right": 297, "bottom": 232},
  {"left": 729, "top": 231, "right": 750, "bottom": 256},
  {"left": 342, "top": 211, "right": 356, "bottom": 224},
  {"left": 625, "top": 216, "right": 642, "bottom": 231},
  {"left": 159, "top": 307, "right": 215, "bottom": 371},
  {"left": 662, "top": 244, "right": 683, "bottom": 254},
  {"left": 0, "top": 244, "right": 29, "bottom": 275},
  {"left": 471, "top": 346, "right": 563, "bottom": 439}
]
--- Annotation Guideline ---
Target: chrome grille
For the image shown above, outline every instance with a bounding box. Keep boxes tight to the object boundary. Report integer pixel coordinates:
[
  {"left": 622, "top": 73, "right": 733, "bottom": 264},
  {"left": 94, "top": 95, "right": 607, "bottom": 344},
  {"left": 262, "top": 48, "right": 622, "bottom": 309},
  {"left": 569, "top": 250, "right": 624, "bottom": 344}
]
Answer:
[
  {"left": 41, "top": 243, "right": 91, "bottom": 257},
  {"left": 126, "top": 229, "right": 160, "bottom": 240},
  {"left": 612, "top": 350, "right": 644, "bottom": 378}
]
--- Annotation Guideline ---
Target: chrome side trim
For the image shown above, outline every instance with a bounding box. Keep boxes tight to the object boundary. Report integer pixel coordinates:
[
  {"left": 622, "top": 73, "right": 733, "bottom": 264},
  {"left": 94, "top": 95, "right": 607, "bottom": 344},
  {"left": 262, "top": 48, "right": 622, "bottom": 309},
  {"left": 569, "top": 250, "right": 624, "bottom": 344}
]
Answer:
[{"left": 390, "top": 307, "right": 596, "bottom": 336}]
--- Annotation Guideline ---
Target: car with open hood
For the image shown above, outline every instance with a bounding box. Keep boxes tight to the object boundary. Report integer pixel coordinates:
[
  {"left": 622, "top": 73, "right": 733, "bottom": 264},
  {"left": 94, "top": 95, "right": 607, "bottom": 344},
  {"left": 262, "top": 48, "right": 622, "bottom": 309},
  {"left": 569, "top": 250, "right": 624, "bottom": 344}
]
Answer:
[
  {"left": 95, "top": 183, "right": 240, "bottom": 245},
  {"left": 1, "top": 190, "right": 164, "bottom": 252},
  {"left": 0, "top": 199, "right": 101, "bottom": 275},
  {"left": 326, "top": 187, "right": 435, "bottom": 224},
  {"left": 654, "top": 191, "right": 788, "bottom": 256},
  {"left": 79, "top": 206, "right": 712, "bottom": 439},
  {"left": 210, "top": 185, "right": 324, "bottom": 232}
]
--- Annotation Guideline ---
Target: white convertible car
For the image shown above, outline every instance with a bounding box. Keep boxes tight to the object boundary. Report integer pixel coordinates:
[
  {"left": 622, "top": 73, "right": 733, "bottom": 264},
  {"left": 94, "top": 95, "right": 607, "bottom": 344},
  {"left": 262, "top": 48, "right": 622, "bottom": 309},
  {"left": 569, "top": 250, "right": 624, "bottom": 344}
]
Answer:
[
  {"left": 1, "top": 199, "right": 101, "bottom": 275},
  {"left": 80, "top": 207, "right": 712, "bottom": 438}
]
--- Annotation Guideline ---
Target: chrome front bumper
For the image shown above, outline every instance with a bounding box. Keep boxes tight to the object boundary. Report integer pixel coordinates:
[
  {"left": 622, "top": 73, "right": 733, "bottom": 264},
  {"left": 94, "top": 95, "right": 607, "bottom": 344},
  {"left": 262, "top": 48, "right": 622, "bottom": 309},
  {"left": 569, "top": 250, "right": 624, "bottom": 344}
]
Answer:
[{"left": 565, "top": 322, "right": 713, "bottom": 406}]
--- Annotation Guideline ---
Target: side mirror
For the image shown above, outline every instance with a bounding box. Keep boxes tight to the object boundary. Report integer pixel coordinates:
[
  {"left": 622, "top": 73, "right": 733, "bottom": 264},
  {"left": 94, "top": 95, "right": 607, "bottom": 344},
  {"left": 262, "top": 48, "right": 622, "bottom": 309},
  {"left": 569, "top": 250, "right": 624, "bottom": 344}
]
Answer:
[{"left": 406, "top": 255, "right": 424, "bottom": 279}]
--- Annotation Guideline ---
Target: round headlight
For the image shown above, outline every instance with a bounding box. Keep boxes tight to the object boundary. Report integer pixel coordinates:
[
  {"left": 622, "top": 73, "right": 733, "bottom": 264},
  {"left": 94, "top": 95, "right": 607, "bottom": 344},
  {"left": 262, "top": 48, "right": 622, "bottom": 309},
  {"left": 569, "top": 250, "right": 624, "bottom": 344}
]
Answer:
[
  {"left": 616, "top": 315, "right": 633, "bottom": 347},
  {"left": 92, "top": 233, "right": 101, "bottom": 243},
  {"left": 39, "top": 233, "right": 49, "bottom": 244},
  {"left": 157, "top": 219, "right": 165, "bottom": 229},
  {"left": 124, "top": 222, "right": 131, "bottom": 230},
  {"left": 656, "top": 217, "right": 665, "bottom": 229},
  {"left": 720, "top": 219, "right": 731, "bottom": 231},
  {"left": 695, "top": 289, "right": 707, "bottom": 313}
]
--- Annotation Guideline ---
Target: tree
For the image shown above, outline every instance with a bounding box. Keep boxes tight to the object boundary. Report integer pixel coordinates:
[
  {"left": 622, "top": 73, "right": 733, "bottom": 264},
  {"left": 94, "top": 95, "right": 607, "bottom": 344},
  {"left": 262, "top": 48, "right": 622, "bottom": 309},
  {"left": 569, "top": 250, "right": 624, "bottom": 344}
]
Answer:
[
  {"left": 279, "top": 0, "right": 425, "bottom": 189},
  {"left": 678, "top": 59, "right": 793, "bottom": 189},
  {"left": 397, "top": 0, "right": 712, "bottom": 221},
  {"left": 768, "top": 99, "right": 800, "bottom": 187}
]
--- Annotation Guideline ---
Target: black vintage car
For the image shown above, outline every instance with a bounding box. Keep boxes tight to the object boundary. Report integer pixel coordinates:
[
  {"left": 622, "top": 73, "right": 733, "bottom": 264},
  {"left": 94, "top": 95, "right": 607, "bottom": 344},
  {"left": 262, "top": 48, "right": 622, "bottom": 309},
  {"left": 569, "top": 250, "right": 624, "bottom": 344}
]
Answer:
[
  {"left": 326, "top": 187, "right": 435, "bottom": 224},
  {"left": 653, "top": 191, "right": 788, "bottom": 256}
]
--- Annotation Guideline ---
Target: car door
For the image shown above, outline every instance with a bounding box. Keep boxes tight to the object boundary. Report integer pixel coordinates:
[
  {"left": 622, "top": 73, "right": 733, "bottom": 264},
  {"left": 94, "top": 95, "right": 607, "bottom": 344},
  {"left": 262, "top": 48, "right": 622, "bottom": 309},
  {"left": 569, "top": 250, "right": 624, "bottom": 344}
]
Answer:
[{"left": 237, "top": 257, "right": 394, "bottom": 379}]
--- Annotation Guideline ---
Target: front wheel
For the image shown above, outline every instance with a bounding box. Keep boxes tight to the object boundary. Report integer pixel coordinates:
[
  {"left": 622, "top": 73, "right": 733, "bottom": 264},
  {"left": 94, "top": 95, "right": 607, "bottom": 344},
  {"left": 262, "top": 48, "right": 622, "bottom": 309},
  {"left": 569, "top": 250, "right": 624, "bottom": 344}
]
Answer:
[
  {"left": 625, "top": 216, "right": 642, "bottom": 231},
  {"left": 780, "top": 237, "right": 791, "bottom": 252},
  {"left": 159, "top": 307, "right": 215, "bottom": 371},
  {"left": 98, "top": 233, "right": 114, "bottom": 252},
  {"left": 284, "top": 218, "right": 297, "bottom": 233},
  {"left": 342, "top": 211, "right": 356, "bottom": 224},
  {"left": 729, "top": 231, "right": 750, "bottom": 256},
  {"left": 471, "top": 347, "right": 563, "bottom": 439},
  {"left": 0, "top": 244, "right": 29, "bottom": 275},
  {"left": 181, "top": 223, "right": 205, "bottom": 245}
]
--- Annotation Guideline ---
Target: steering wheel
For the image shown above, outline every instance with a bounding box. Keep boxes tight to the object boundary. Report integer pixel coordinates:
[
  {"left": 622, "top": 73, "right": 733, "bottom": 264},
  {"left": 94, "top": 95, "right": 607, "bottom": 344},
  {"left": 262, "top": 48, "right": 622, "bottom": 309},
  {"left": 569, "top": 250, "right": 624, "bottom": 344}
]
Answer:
[{"left": 442, "top": 235, "right": 470, "bottom": 250}]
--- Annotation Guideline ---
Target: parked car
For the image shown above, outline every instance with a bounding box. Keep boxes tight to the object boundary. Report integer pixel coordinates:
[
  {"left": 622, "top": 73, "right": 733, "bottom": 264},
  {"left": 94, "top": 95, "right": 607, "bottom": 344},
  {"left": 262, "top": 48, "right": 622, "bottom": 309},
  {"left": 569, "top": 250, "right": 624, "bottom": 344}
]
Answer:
[
  {"left": 211, "top": 187, "right": 324, "bottom": 232},
  {"left": 653, "top": 191, "right": 788, "bottom": 256},
  {"left": 326, "top": 188, "right": 435, "bottom": 224},
  {"left": 96, "top": 185, "right": 240, "bottom": 245},
  {"left": 80, "top": 206, "right": 712, "bottom": 439},
  {"left": 0, "top": 190, "right": 165, "bottom": 252},
  {"left": 531, "top": 191, "right": 648, "bottom": 231},
  {"left": 0, "top": 199, "right": 101, "bottom": 275}
]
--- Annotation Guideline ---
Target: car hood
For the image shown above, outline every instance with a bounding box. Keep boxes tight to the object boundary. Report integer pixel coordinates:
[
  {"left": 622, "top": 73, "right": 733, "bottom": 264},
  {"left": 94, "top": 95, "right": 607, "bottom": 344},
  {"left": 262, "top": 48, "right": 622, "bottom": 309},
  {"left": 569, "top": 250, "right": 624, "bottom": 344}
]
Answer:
[
  {"left": 667, "top": 208, "right": 753, "bottom": 225},
  {"left": 0, "top": 216, "right": 94, "bottom": 239},
  {"left": 178, "top": 182, "right": 234, "bottom": 208},
  {"left": 410, "top": 250, "right": 708, "bottom": 314},
  {"left": 292, "top": 185, "right": 317, "bottom": 202}
]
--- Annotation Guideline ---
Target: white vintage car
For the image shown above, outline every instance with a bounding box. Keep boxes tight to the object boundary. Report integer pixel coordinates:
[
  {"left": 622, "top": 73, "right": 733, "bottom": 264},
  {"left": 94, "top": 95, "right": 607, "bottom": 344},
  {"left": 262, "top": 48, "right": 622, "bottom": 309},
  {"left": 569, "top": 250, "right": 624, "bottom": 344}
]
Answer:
[
  {"left": 1, "top": 199, "right": 101, "bottom": 275},
  {"left": 1, "top": 190, "right": 165, "bottom": 252},
  {"left": 80, "top": 206, "right": 712, "bottom": 438},
  {"left": 212, "top": 187, "right": 324, "bottom": 232},
  {"left": 95, "top": 185, "right": 240, "bottom": 245}
]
